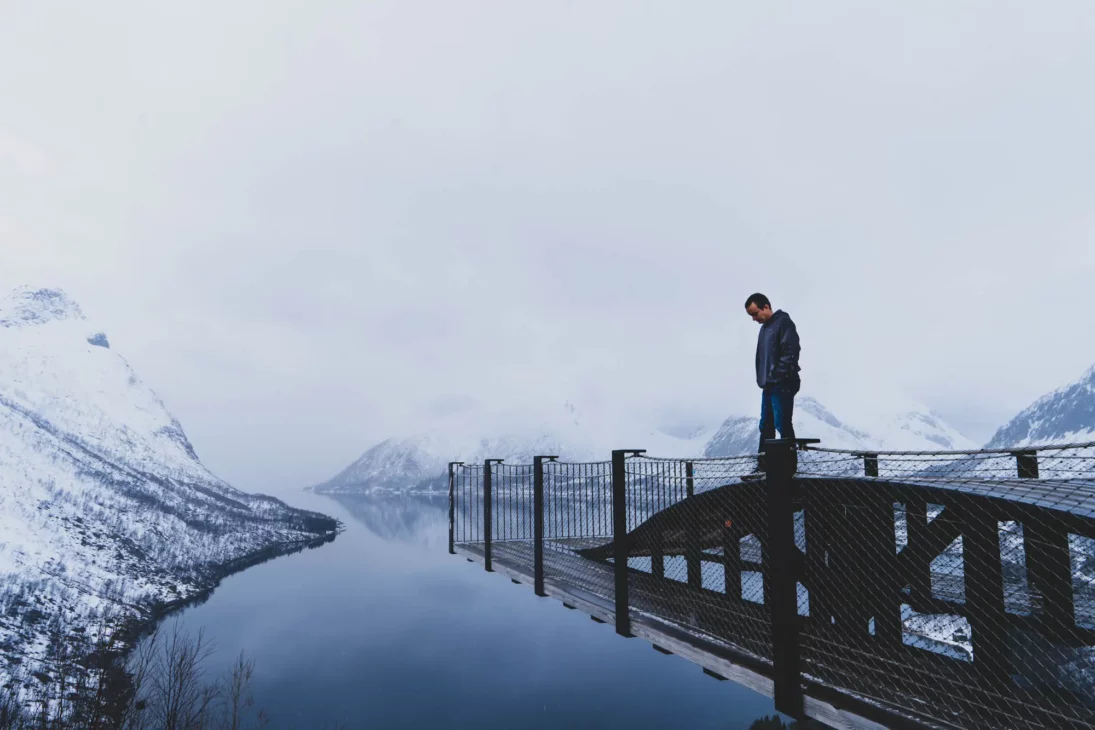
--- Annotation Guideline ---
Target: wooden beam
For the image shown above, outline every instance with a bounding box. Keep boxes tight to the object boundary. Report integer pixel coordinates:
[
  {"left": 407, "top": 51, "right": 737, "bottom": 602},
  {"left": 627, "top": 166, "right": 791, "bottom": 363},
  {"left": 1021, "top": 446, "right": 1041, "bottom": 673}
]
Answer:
[
  {"left": 1024, "top": 519, "right": 1075, "bottom": 642},
  {"left": 866, "top": 492, "right": 902, "bottom": 649},
  {"left": 960, "top": 510, "right": 1012, "bottom": 689},
  {"left": 898, "top": 505, "right": 963, "bottom": 611},
  {"left": 904, "top": 496, "right": 932, "bottom": 608}
]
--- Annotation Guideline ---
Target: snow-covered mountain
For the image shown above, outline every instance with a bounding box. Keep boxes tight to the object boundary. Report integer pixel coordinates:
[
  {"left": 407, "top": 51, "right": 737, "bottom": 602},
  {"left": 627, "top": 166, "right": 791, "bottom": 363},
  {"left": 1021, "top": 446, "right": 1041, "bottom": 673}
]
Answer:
[
  {"left": 0, "top": 287, "right": 338, "bottom": 690},
  {"left": 986, "top": 364, "right": 1095, "bottom": 448},
  {"left": 310, "top": 404, "right": 714, "bottom": 494},
  {"left": 859, "top": 405, "right": 977, "bottom": 452},
  {"left": 313, "top": 388, "right": 975, "bottom": 494},
  {"left": 703, "top": 395, "right": 975, "bottom": 458},
  {"left": 703, "top": 397, "right": 873, "bottom": 457},
  {"left": 309, "top": 432, "right": 592, "bottom": 494}
]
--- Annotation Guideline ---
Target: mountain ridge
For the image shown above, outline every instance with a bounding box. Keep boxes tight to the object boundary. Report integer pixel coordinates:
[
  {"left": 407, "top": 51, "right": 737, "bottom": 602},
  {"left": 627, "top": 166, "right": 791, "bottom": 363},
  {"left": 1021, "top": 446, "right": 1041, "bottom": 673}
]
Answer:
[
  {"left": 985, "top": 364, "right": 1095, "bottom": 448},
  {"left": 0, "top": 286, "right": 339, "bottom": 692},
  {"left": 313, "top": 392, "right": 976, "bottom": 495}
]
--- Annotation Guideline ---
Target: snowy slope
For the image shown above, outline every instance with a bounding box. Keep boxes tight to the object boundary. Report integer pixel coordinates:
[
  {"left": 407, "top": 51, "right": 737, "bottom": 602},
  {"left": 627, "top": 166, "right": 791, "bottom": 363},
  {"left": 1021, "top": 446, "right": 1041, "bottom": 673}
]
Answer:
[
  {"left": 878, "top": 410, "right": 977, "bottom": 451},
  {"left": 848, "top": 390, "right": 978, "bottom": 452},
  {"left": 986, "top": 364, "right": 1095, "bottom": 448},
  {"left": 0, "top": 287, "right": 338, "bottom": 688}
]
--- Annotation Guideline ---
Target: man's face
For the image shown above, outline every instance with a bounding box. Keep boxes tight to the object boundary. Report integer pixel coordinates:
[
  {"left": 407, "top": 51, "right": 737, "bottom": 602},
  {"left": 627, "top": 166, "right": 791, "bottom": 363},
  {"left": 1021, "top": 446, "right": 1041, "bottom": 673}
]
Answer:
[{"left": 746, "top": 303, "right": 772, "bottom": 324}]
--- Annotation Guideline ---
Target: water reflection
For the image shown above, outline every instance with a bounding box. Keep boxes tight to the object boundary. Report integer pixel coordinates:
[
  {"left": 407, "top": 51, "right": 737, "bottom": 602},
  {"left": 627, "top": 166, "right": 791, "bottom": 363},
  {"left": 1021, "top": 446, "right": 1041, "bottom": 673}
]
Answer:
[
  {"left": 329, "top": 493, "right": 449, "bottom": 547},
  {"left": 145, "top": 489, "right": 785, "bottom": 729}
]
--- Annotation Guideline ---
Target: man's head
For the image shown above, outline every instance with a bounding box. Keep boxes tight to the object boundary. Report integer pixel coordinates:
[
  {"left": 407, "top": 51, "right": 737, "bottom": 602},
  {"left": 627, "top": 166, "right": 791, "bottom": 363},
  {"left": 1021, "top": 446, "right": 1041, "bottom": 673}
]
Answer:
[{"left": 744, "top": 293, "right": 773, "bottom": 324}]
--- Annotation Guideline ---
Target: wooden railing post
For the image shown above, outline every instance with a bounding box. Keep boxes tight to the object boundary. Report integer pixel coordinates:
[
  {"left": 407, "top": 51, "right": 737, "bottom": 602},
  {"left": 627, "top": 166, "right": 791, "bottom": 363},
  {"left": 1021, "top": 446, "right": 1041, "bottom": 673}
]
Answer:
[
  {"left": 905, "top": 495, "right": 932, "bottom": 610},
  {"left": 484, "top": 459, "right": 503, "bottom": 572},
  {"left": 864, "top": 452, "right": 879, "bottom": 478},
  {"left": 612, "top": 449, "right": 645, "bottom": 638},
  {"left": 765, "top": 438, "right": 804, "bottom": 719},
  {"left": 448, "top": 461, "right": 462, "bottom": 555},
  {"left": 685, "top": 461, "right": 702, "bottom": 589},
  {"left": 852, "top": 451, "right": 880, "bottom": 477},
  {"left": 1011, "top": 449, "right": 1039, "bottom": 480},
  {"left": 1011, "top": 447, "right": 1076, "bottom": 641},
  {"left": 534, "top": 455, "right": 556, "bottom": 597}
]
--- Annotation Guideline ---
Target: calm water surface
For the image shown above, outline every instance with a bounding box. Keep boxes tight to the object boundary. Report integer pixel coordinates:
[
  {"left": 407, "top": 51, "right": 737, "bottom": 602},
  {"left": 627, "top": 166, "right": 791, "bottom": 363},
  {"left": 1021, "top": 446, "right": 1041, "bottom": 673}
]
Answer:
[{"left": 161, "top": 491, "right": 783, "bottom": 729}]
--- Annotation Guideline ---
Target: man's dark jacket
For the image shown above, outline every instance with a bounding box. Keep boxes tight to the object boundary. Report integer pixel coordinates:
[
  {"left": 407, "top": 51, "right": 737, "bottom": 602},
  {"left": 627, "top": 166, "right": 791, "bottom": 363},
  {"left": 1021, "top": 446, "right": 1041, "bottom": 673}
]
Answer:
[{"left": 755, "top": 309, "right": 801, "bottom": 389}]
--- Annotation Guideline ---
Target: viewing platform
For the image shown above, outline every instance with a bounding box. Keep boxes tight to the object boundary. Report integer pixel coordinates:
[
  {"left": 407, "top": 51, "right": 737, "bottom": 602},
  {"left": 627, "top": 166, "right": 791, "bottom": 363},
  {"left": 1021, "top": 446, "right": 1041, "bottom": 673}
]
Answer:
[{"left": 448, "top": 440, "right": 1095, "bottom": 729}]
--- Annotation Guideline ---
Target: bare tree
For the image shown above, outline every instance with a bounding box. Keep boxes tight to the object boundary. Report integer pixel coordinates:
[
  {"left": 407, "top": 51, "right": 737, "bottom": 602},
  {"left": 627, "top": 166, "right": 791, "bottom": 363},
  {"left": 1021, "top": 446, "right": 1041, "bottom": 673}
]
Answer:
[
  {"left": 147, "top": 621, "right": 218, "bottom": 730},
  {"left": 217, "top": 653, "right": 267, "bottom": 730},
  {"left": 119, "top": 624, "right": 161, "bottom": 730},
  {"left": 0, "top": 677, "right": 25, "bottom": 730},
  {"left": 2, "top": 616, "right": 285, "bottom": 730}
]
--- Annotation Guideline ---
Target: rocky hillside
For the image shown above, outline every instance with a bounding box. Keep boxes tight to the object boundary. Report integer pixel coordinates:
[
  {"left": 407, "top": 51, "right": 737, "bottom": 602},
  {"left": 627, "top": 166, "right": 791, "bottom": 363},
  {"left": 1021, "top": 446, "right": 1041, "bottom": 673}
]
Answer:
[
  {"left": 0, "top": 287, "right": 338, "bottom": 691},
  {"left": 986, "top": 364, "right": 1095, "bottom": 448}
]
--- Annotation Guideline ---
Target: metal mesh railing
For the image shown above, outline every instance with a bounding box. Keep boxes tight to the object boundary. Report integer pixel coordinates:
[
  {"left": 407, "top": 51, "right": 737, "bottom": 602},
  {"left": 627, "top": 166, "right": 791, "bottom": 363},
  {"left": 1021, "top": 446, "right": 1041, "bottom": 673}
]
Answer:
[
  {"left": 615, "top": 454, "right": 775, "bottom": 660},
  {"left": 795, "top": 442, "right": 1095, "bottom": 729},
  {"left": 450, "top": 461, "right": 484, "bottom": 546},
  {"left": 489, "top": 462, "right": 535, "bottom": 543},
  {"left": 449, "top": 441, "right": 1095, "bottom": 729},
  {"left": 540, "top": 459, "right": 615, "bottom": 599}
]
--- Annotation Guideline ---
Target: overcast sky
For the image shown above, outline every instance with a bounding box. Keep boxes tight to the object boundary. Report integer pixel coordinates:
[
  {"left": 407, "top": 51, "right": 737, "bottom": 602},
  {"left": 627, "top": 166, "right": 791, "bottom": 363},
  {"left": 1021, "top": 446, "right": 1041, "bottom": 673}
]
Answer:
[{"left": 2, "top": 2, "right": 1094, "bottom": 496}]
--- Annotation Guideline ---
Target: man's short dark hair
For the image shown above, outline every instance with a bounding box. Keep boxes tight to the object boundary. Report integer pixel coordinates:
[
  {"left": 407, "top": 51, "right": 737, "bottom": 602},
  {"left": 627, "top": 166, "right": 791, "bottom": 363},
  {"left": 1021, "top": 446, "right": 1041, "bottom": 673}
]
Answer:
[{"left": 745, "top": 293, "right": 770, "bottom": 310}]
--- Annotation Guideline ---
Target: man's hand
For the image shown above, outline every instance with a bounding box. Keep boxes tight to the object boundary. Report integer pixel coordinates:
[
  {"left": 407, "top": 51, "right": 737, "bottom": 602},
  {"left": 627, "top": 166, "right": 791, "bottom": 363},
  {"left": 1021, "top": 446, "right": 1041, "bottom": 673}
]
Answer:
[{"left": 770, "top": 318, "right": 800, "bottom": 384}]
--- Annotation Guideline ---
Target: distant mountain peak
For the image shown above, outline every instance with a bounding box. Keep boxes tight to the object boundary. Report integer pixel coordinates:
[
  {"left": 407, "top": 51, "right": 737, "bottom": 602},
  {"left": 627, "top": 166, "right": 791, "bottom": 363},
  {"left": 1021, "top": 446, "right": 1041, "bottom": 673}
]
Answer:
[
  {"left": 1072, "top": 363, "right": 1095, "bottom": 390},
  {"left": 659, "top": 422, "right": 714, "bottom": 440},
  {"left": 703, "top": 395, "right": 874, "bottom": 457},
  {"left": 985, "top": 363, "right": 1095, "bottom": 448},
  {"left": 798, "top": 396, "right": 849, "bottom": 431},
  {"left": 310, "top": 403, "right": 716, "bottom": 495},
  {"left": 702, "top": 393, "right": 972, "bottom": 457},
  {"left": 316, "top": 392, "right": 977, "bottom": 493},
  {"left": 0, "top": 286, "right": 85, "bottom": 328}
]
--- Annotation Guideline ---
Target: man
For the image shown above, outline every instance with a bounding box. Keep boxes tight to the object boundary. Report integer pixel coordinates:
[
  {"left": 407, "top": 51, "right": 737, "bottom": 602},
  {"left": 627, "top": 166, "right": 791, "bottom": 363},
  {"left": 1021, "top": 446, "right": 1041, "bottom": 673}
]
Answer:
[{"left": 745, "top": 293, "right": 801, "bottom": 471}]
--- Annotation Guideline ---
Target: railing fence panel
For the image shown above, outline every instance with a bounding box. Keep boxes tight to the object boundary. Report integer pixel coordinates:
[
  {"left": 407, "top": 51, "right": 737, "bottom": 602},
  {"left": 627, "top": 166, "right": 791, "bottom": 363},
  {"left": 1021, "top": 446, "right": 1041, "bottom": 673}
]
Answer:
[{"left": 448, "top": 440, "right": 1095, "bottom": 729}]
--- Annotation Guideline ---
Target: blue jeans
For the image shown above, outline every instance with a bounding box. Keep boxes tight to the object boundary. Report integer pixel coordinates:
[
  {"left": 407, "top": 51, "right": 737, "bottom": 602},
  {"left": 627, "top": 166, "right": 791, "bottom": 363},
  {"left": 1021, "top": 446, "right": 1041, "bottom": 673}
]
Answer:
[{"left": 758, "top": 384, "right": 797, "bottom": 453}]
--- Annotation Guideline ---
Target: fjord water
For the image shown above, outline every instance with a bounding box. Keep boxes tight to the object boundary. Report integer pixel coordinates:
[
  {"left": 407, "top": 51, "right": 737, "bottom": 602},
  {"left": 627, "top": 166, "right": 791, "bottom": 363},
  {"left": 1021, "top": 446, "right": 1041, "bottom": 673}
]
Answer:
[{"left": 161, "top": 491, "right": 779, "bottom": 729}]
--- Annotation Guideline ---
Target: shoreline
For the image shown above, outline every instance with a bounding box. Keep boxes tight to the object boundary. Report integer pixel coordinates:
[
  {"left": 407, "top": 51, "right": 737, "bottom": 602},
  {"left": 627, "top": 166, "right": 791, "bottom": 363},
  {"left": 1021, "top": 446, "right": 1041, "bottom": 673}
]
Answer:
[
  {"left": 0, "top": 514, "right": 341, "bottom": 717},
  {"left": 2, "top": 517, "right": 345, "bottom": 707},
  {"left": 110, "top": 523, "right": 343, "bottom": 662}
]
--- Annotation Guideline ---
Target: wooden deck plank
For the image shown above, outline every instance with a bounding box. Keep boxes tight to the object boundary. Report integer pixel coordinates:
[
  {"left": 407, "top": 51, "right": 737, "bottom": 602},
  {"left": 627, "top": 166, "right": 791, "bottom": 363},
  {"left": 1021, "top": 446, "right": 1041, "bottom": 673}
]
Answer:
[{"left": 493, "top": 538, "right": 775, "bottom": 654}]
